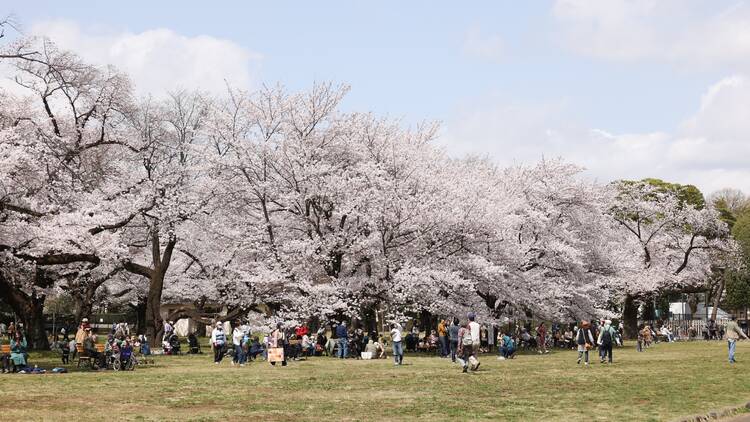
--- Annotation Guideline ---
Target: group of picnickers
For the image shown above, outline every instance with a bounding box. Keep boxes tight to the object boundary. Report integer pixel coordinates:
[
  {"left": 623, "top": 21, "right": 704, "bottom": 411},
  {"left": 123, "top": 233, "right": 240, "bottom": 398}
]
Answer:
[{"left": 4, "top": 312, "right": 749, "bottom": 376}]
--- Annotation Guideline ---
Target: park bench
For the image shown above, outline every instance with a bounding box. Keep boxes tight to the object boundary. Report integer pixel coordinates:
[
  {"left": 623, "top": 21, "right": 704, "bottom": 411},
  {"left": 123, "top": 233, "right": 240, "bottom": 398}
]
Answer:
[
  {"left": 417, "top": 342, "right": 438, "bottom": 354},
  {"left": 1, "top": 344, "right": 9, "bottom": 354},
  {"left": 76, "top": 343, "right": 105, "bottom": 368}
]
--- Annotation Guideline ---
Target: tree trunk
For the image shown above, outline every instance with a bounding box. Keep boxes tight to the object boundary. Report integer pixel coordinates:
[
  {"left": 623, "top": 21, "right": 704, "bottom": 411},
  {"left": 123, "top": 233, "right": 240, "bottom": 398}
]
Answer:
[
  {"left": 24, "top": 295, "right": 49, "bottom": 350},
  {"left": 145, "top": 271, "right": 165, "bottom": 344},
  {"left": 0, "top": 274, "right": 50, "bottom": 350},
  {"left": 195, "top": 321, "right": 206, "bottom": 337},
  {"left": 73, "top": 291, "right": 95, "bottom": 324},
  {"left": 622, "top": 294, "right": 639, "bottom": 339},
  {"left": 711, "top": 277, "right": 725, "bottom": 321}
]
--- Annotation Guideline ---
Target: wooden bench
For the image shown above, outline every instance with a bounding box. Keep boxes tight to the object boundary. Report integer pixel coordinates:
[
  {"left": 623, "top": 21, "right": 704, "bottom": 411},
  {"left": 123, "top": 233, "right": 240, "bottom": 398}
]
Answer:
[
  {"left": 76, "top": 343, "right": 105, "bottom": 368},
  {"left": 0, "top": 344, "right": 9, "bottom": 354}
]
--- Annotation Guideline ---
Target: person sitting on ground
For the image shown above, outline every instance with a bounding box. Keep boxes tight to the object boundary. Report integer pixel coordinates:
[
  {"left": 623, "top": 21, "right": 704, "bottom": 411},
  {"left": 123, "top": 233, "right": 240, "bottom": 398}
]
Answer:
[
  {"left": 405, "top": 331, "right": 417, "bottom": 353},
  {"left": 364, "top": 334, "right": 386, "bottom": 359},
  {"left": 520, "top": 329, "right": 532, "bottom": 348},
  {"left": 364, "top": 336, "right": 378, "bottom": 356},
  {"left": 498, "top": 332, "right": 516, "bottom": 360},
  {"left": 350, "top": 328, "right": 363, "bottom": 359},
  {"left": 248, "top": 336, "right": 264, "bottom": 361},
  {"left": 428, "top": 330, "right": 439, "bottom": 351},
  {"left": 563, "top": 328, "right": 574, "bottom": 349},
  {"left": 315, "top": 328, "right": 327, "bottom": 356},
  {"left": 660, "top": 325, "right": 674, "bottom": 342},
  {"left": 188, "top": 332, "right": 201, "bottom": 354}
]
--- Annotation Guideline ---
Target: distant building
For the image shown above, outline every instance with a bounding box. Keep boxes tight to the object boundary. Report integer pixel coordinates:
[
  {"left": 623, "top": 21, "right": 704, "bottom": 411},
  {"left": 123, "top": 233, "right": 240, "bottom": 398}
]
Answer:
[{"left": 668, "top": 302, "right": 730, "bottom": 321}]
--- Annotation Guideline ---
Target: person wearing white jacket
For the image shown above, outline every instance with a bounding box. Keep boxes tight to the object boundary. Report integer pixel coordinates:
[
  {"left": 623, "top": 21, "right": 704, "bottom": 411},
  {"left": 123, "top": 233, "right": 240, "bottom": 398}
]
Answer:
[
  {"left": 232, "top": 325, "right": 245, "bottom": 366},
  {"left": 390, "top": 323, "right": 403, "bottom": 366}
]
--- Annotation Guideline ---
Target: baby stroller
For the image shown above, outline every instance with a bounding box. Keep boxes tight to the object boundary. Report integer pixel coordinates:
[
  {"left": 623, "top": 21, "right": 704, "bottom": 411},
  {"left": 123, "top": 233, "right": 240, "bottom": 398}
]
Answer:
[{"left": 166, "top": 333, "right": 181, "bottom": 355}]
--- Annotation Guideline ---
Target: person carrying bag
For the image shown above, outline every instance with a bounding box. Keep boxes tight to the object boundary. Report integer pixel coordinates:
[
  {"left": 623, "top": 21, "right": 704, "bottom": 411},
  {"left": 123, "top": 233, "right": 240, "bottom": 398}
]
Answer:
[{"left": 269, "top": 322, "right": 287, "bottom": 367}]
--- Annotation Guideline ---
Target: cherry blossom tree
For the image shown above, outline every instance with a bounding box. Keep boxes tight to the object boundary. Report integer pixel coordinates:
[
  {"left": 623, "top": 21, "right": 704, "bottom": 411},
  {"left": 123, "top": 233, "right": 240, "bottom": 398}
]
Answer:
[{"left": 607, "top": 179, "right": 730, "bottom": 337}]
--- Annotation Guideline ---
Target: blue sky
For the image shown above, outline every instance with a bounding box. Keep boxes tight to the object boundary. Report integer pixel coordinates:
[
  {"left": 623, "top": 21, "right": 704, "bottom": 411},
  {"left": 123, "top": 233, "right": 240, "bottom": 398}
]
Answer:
[{"left": 6, "top": 1, "right": 750, "bottom": 193}]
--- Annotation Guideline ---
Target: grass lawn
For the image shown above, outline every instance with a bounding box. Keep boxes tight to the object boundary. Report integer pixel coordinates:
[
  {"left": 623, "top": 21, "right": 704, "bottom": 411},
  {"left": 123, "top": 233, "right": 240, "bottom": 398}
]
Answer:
[{"left": 1, "top": 341, "right": 749, "bottom": 421}]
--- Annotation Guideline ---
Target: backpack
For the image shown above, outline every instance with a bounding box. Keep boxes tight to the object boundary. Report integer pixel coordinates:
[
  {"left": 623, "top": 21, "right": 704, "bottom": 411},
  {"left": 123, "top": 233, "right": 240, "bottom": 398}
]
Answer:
[
  {"left": 461, "top": 329, "right": 473, "bottom": 346},
  {"left": 601, "top": 328, "right": 612, "bottom": 347}
]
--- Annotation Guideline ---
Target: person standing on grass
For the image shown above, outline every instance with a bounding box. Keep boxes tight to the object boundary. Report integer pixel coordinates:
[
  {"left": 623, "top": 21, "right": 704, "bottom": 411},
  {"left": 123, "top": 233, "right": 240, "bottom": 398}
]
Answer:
[
  {"left": 597, "top": 320, "right": 616, "bottom": 364},
  {"left": 232, "top": 324, "right": 245, "bottom": 366},
  {"left": 576, "top": 321, "right": 595, "bottom": 365},
  {"left": 270, "top": 322, "right": 288, "bottom": 366},
  {"left": 336, "top": 321, "right": 348, "bottom": 359},
  {"left": 536, "top": 322, "right": 549, "bottom": 354},
  {"left": 726, "top": 315, "right": 748, "bottom": 363},
  {"left": 390, "top": 323, "right": 404, "bottom": 365},
  {"left": 211, "top": 321, "right": 227, "bottom": 364},
  {"left": 636, "top": 325, "right": 644, "bottom": 352},
  {"left": 437, "top": 319, "right": 448, "bottom": 358},
  {"left": 457, "top": 320, "right": 475, "bottom": 373},
  {"left": 467, "top": 313, "right": 481, "bottom": 371},
  {"left": 448, "top": 317, "right": 460, "bottom": 363}
]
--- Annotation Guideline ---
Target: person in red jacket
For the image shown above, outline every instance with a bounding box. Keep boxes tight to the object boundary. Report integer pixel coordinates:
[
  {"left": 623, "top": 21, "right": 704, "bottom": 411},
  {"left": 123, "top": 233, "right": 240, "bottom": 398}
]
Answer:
[
  {"left": 295, "top": 325, "right": 309, "bottom": 338},
  {"left": 536, "top": 322, "right": 549, "bottom": 354}
]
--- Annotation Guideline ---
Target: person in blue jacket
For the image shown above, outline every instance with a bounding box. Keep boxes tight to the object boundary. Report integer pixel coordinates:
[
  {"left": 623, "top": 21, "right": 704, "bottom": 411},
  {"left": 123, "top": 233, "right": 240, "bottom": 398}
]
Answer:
[{"left": 336, "top": 321, "right": 349, "bottom": 358}]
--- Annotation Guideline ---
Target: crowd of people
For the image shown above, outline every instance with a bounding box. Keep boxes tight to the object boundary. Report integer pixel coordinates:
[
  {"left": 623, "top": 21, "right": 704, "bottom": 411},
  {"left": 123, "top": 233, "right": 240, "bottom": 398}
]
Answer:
[{"left": 1, "top": 313, "right": 749, "bottom": 374}]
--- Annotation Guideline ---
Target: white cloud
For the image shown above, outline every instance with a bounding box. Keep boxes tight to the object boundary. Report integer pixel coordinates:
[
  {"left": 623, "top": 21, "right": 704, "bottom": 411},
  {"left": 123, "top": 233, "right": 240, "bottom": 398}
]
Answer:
[
  {"left": 439, "top": 75, "right": 750, "bottom": 194},
  {"left": 463, "top": 27, "right": 504, "bottom": 62},
  {"left": 551, "top": 0, "right": 750, "bottom": 67},
  {"left": 27, "top": 19, "right": 261, "bottom": 95}
]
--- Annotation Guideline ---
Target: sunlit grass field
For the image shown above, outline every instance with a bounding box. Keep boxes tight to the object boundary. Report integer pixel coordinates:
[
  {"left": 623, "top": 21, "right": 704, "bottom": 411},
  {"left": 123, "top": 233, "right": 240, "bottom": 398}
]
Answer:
[{"left": 1, "top": 340, "right": 749, "bottom": 421}]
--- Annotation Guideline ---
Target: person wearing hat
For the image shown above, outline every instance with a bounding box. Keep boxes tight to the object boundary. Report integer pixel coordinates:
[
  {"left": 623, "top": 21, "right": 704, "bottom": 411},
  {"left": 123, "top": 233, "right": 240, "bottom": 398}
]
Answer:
[
  {"left": 597, "top": 319, "right": 616, "bottom": 364},
  {"left": 75, "top": 318, "right": 90, "bottom": 345},
  {"left": 211, "top": 321, "right": 227, "bottom": 364},
  {"left": 576, "top": 321, "right": 595, "bottom": 365}
]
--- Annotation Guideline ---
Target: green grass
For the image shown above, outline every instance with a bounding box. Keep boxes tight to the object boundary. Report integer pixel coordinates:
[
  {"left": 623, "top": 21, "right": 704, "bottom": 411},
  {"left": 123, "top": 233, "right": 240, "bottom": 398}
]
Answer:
[{"left": 1, "top": 341, "right": 750, "bottom": 421}]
